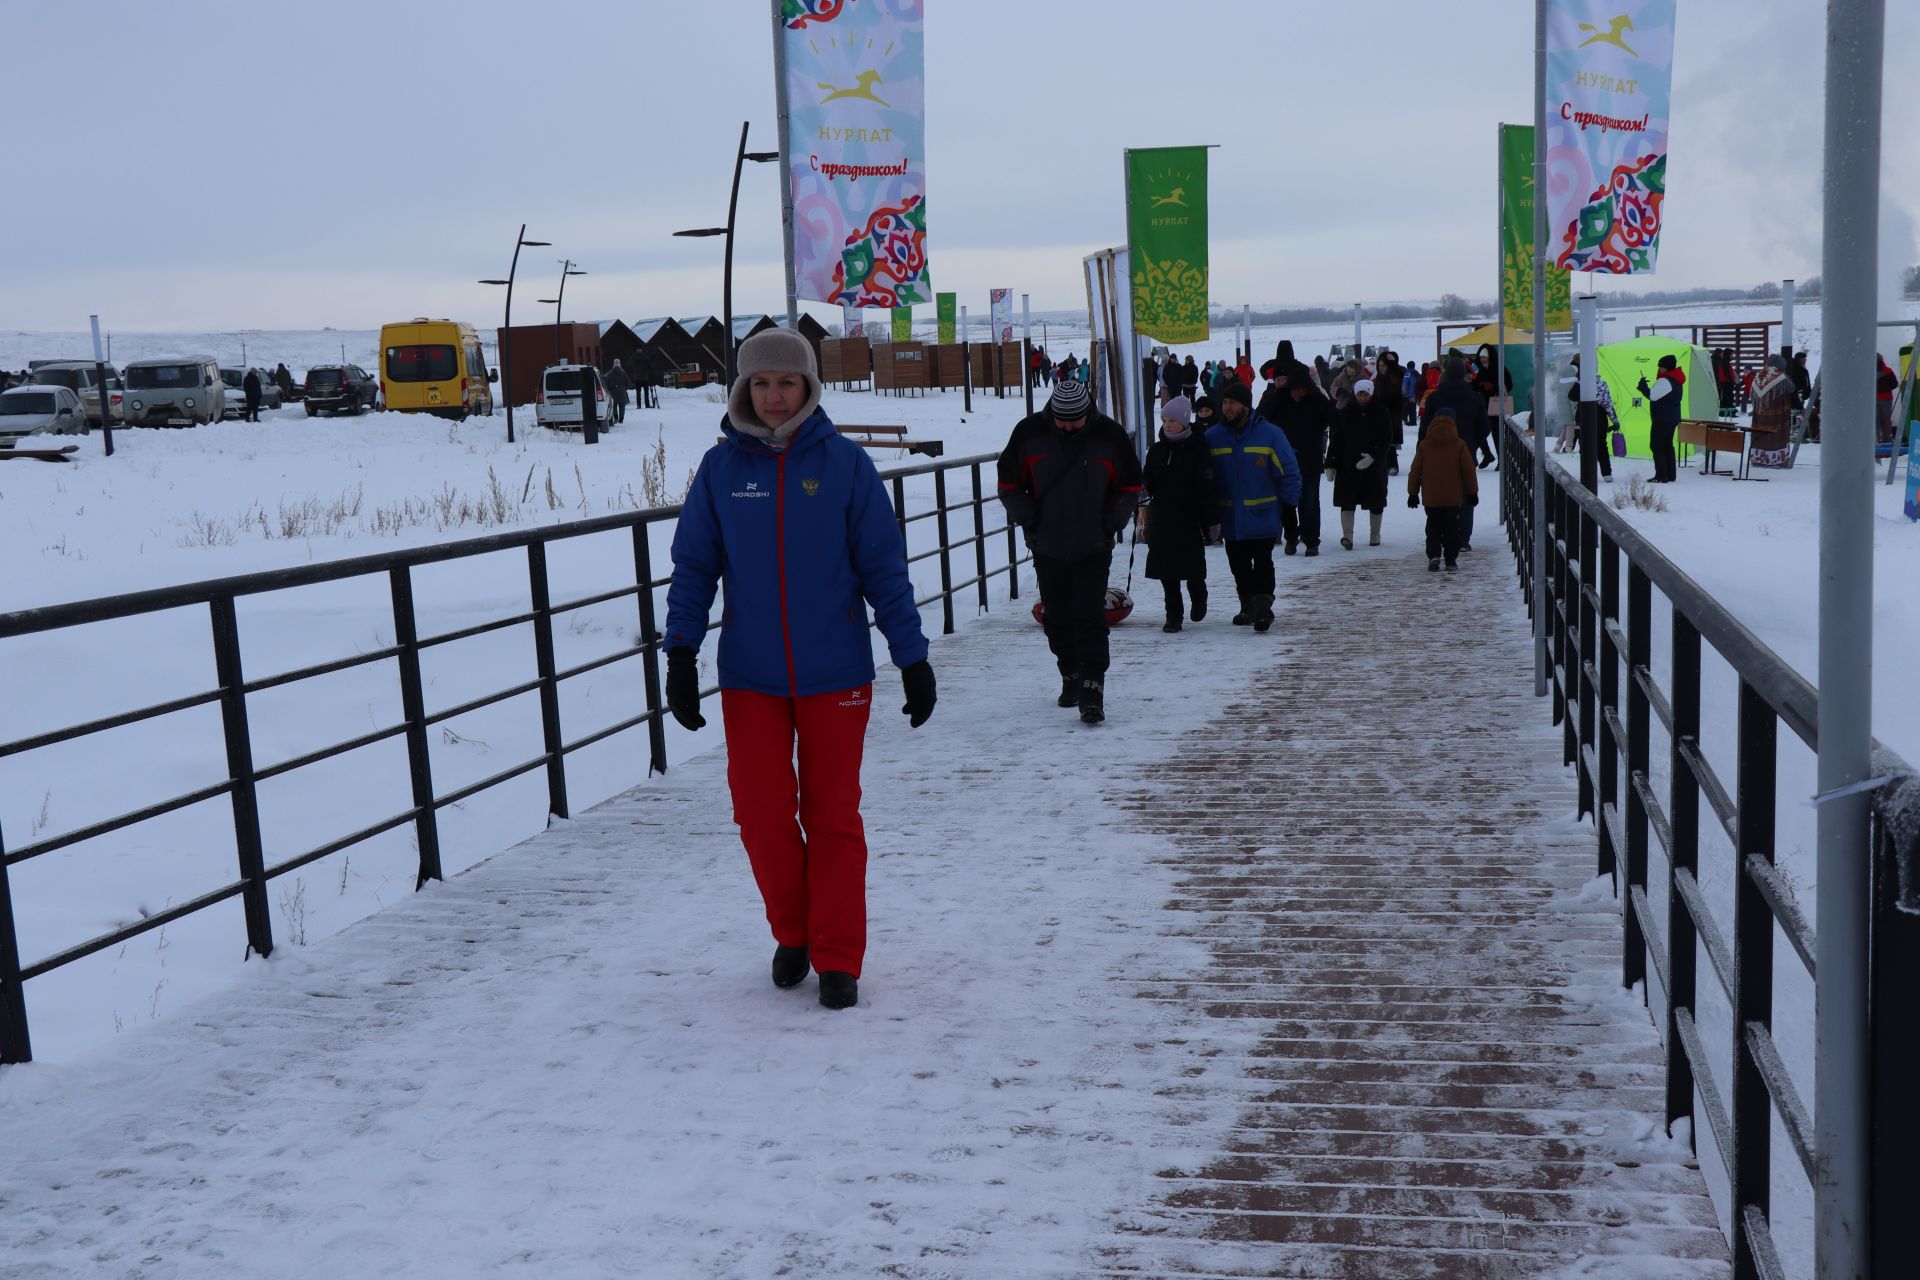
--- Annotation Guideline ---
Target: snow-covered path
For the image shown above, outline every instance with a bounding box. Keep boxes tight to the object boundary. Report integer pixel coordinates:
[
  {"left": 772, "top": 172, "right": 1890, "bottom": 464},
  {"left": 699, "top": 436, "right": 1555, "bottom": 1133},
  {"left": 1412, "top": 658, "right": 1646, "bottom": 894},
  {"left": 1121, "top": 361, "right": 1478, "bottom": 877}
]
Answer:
[{"left": 0, "top": 537, "right": 1722, "bottom": 1279}]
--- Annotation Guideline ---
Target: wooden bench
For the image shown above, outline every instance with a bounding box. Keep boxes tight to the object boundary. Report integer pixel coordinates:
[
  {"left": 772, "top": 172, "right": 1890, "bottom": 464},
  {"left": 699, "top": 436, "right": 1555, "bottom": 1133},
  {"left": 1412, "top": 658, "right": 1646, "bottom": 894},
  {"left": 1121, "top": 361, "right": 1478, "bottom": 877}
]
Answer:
[
  {"left": 0, "top": 443, "right": 79, "bottom": 463},
  {"left": 838, "top": 423, "right": 944, "bottom": 458},
  {"left": 713, "top": 425, "right": 945, "bottom": 459},
  {"left": 1678, "top": 419, "right": 1746, "bottom": 476}
]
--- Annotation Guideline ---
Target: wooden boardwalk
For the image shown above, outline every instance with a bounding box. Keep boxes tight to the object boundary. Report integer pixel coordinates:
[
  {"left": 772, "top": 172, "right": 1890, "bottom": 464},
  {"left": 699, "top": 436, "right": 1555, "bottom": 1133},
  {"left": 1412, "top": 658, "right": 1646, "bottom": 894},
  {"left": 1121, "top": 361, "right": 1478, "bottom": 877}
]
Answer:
[{"left": 1096, "top": 544, "right": 1729, "bottom": 1278}]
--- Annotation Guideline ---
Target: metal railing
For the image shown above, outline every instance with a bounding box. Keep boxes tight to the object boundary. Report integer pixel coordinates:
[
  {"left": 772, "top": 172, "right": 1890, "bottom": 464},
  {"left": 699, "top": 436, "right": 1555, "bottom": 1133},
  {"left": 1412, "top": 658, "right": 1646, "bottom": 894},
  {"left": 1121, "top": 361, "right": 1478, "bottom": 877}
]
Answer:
[
  {"left": 0, "top": 451, "right": 1026, "bottom": 1065},
  {"left": 1499, "top": 422, "right": 1920, "bottom": 1278}
]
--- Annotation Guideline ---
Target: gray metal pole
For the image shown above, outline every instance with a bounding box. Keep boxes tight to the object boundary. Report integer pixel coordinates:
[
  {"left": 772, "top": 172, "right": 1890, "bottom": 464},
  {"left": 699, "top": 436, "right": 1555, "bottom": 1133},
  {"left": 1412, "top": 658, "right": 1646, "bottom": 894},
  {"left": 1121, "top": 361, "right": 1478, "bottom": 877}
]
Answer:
[
  {"left": 1241, "top": 304, "right": 1251, "bottom": 363},
  {"left": 90, "top": 315, "right": 115, "bottom": 458},
  {"left": 1352, "top": 303, "right": 1363, "bottom": 359},
  {"left": 1531, "top": 0, "right": 1549, "bottom": 697},
  {"left": 1782, "top": 278, "right": 1797, "bottom": 357},
  {"left": 1497, "top": 124, "right": 1508, "bottom": 528},
  {"left": 1021, "top": 293, "right": 1034, "bottom": 418},
  {"left": 1815, "top": 2, "right": 1882, "bottom": 1275},
  {"left": 1578, "top": 294, "right": 1600, "bottom": 492},
  {"left": 769, "top": 0, "right": 799, "bottom": 326}
]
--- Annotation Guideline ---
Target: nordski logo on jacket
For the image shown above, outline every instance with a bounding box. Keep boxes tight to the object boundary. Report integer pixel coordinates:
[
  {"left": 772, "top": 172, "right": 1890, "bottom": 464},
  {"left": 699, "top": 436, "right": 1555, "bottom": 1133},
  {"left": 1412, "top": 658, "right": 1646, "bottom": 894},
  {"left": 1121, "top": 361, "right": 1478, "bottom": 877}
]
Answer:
[{"left": 731, "top": 480, "right": 771, "bottom": 500}]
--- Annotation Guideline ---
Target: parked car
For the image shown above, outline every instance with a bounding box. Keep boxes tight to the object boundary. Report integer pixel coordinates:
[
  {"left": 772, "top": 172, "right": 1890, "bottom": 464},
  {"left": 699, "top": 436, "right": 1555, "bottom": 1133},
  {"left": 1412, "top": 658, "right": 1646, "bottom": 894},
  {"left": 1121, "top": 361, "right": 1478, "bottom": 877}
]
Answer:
[
  {"left": 535, "top": 363, "right": 610, "bottom": 431},
  {"left": 31, "top": 361, "right": 119, "bottom": 427},
  {"left": 0, "top": 385, "right": 90, "bottom": 443},
  {"left": 219, "top": 367, "right": 282, "bottom": 416},
  {"left": 303, "top": 364, "right": 377, "bottom": 416},
  {"left": 123, "top": 356, "right": 225, "bottom": 426}
]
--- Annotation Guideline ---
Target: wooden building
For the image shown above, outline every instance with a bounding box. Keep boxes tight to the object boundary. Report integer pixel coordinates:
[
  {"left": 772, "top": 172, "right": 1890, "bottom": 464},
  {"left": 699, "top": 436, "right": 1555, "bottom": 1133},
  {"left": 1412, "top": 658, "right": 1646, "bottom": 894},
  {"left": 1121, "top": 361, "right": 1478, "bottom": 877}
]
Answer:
[
  {"left": 495, "top": 322, "right": 601, "bottom": 408},
  {"left": 595, "top": 320, "right": 646, "bottom": 373}
]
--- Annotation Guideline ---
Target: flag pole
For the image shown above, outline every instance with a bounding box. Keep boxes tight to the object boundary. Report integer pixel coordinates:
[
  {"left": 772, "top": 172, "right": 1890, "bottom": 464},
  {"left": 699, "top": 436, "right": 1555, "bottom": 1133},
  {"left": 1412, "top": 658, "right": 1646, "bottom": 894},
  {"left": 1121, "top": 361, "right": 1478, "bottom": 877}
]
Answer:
[
  {"left": 769, "top": 0, "right": 799, "bottom": 326},
  {"left": 1530, "top": 0, "right": 1549, "bottom": 699},
  {"left": 1496, "top": 124, "right": 1508, "bottom": 530}
]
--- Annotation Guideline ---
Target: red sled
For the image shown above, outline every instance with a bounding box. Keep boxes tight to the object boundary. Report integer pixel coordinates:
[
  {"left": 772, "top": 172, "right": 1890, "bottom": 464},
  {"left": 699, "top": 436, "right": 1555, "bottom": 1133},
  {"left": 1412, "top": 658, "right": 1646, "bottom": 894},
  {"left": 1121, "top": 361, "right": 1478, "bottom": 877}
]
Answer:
[{"left": 1032, "top": 588, "right": 1134, "bottom": 629}]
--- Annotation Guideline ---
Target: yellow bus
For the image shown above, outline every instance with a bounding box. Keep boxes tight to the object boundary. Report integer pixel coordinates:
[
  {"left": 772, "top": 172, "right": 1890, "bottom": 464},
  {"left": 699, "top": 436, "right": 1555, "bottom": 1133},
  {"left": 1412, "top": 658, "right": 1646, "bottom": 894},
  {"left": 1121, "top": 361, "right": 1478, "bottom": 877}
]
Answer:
[{"left": 378, "top": 319, "right": 496, "bottom": 420}]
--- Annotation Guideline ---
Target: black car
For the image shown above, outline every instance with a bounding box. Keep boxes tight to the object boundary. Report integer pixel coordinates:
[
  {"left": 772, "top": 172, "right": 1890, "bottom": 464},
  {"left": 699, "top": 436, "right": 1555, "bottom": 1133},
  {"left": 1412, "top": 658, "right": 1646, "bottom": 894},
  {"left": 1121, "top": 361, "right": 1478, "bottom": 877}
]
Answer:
[{"left": 303, "top": 364, "right": 378, "bottom": 416}]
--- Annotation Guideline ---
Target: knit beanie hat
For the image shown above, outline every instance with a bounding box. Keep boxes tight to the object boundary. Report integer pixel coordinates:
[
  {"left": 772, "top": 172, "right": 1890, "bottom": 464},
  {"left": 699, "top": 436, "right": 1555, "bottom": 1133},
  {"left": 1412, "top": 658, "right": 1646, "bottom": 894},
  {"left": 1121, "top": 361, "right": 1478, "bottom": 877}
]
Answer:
[
  {"left": 1353, "top": 379, "right": 1375, "bottom": 397},
  {"left": 728, "top": 328, "right": 822, "bottom": 440},
  {"left": 1049, "top": 380, "right": 1092, "bottom": 419},
  {"left": 1161, "top": 395, "right": 1192, "bottom": 426},
  {"left": 1220, "top": 379, "right": 1252, "bottom": 408}
]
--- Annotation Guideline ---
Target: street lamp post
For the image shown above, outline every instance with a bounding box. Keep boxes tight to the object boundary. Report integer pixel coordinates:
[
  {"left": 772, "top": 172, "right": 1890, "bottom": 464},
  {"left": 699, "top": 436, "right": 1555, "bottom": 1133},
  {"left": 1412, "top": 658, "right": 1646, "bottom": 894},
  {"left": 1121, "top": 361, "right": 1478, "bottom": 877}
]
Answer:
[
  {"left": 480, "top": 224, "right": 550, "bottom": 443},
  {"left": 675, "top": 120, "right": 779, "bottom": 387},
  {"left": 542, "top": 260, "right": 588, "bottom": 362}
]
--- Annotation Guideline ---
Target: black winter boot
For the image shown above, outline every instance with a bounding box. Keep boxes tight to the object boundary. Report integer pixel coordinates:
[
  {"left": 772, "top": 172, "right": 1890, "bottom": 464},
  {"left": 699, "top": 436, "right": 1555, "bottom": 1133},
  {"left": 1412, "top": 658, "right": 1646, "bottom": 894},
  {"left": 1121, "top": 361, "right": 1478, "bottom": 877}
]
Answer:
[
  {"left": 1078, "top": 677, "right": 1105, "bottom": 724},
  {"left": 1252, "top": 594, "right": 1275, "bottom": 633},
  {"left": 1056, "top": 674, "right": 1079, "bottom": 708},
  {"left": 1162, "top": 614, "right": 1182, "bottom": 633},
  {"left": 772, "top": 945, "right": 809, "bottom": 989},
  {"left": 1189, "top": 582, "right": 1207, "bottom": 621},
  {"left": 1231, "top": 593, "right": 1252, "bottom": 626},
  {"left": 818, "top": 971, "right": 858, "bottom": 1009}
]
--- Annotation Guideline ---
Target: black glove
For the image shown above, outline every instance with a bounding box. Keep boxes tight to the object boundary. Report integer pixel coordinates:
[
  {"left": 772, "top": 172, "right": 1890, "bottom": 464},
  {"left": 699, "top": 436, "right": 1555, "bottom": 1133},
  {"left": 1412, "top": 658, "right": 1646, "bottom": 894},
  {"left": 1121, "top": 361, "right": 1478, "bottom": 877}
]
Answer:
[
  {"left": 665, "top": 648, "right": 705, "bottom": 731},
  {"left": 1407, "top": 493, "right": 1419, "bottom": 509},
  {"left": 1636, "top": 376, "right": 1651, "bottom": 397},
  {"left": 900, "top": 659, "right": 936, "bottom": 728},
  {"left": 1469, "top": 492, "right": 1479, "bottom": 507}
]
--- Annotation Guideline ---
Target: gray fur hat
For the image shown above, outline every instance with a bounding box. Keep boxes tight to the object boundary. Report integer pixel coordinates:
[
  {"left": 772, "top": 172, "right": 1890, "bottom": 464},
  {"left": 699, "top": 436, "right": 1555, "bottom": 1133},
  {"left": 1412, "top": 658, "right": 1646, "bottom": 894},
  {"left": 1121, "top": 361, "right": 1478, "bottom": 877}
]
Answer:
[{"left": 728, "top": 328, "right": 822, "bottom": 439}]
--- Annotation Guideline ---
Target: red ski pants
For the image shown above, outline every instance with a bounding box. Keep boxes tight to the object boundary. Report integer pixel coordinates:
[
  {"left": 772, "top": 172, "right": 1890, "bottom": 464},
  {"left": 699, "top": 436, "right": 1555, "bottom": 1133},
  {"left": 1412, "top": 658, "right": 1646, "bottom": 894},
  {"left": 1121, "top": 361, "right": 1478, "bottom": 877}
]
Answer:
[{"left": 721, "top": 684, "right": 873, "bottom": 978}]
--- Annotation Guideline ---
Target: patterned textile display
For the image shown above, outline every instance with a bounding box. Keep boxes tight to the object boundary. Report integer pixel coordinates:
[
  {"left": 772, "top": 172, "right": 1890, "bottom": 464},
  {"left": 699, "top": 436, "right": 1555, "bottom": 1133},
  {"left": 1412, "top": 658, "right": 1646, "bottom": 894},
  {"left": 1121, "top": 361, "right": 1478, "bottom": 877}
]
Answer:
[
  {"left": 1125, "top": 146, "right": 1209, "bottom": 345},
  {"left": 1499, "top": 124, "right": 1573, "bottom": 331}
]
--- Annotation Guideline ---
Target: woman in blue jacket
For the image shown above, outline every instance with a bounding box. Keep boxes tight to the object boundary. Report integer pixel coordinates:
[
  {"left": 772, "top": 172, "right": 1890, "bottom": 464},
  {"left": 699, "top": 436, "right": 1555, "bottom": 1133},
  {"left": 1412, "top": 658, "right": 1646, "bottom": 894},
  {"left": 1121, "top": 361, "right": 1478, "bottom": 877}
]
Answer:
[{"left": 663, "top": 329, "right": 936, "bottom": 1010}]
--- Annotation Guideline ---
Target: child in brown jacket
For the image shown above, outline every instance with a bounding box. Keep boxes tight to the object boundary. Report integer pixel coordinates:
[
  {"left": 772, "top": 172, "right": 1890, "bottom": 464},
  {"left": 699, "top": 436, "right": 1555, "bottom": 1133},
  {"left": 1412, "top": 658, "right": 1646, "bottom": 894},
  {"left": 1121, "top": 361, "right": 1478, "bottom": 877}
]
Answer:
[{"left": 1407, "top": 413, "right": 1479, "bottom": 572}]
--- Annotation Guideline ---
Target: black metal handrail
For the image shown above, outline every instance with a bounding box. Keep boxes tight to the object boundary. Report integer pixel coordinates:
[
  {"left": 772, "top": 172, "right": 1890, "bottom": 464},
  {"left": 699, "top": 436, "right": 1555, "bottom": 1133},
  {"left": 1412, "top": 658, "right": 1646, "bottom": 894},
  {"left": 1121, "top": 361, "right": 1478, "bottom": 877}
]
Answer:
[
  {"left": 1499, "top": 421, "right": 1919, "bottom": 1278},
  {"left": 0, "top": 451, "right": 1028, "bottom": 1065}
]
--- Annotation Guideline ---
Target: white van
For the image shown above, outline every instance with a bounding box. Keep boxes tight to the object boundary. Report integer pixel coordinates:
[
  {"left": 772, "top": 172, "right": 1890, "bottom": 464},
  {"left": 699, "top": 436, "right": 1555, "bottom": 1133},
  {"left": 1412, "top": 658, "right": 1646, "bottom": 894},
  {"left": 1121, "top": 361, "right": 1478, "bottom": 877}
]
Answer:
[
  {"left": 536, "top": 364, "right": 610, "bottom": 431},
  {"left": 124, "top": 356, "right": 225, "bottom": 426}
]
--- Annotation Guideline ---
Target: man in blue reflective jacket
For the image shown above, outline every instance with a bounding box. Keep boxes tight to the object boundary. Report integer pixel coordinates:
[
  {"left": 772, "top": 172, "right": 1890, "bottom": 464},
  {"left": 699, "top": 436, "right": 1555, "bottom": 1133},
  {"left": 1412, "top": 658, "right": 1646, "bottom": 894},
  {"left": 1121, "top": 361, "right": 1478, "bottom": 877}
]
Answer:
[
  {"left": 663, "top": 329, "right": 934, "bottom": 1011},
  {"left": 1207, "top": 380, "right": 1302, "bottom": 633}
]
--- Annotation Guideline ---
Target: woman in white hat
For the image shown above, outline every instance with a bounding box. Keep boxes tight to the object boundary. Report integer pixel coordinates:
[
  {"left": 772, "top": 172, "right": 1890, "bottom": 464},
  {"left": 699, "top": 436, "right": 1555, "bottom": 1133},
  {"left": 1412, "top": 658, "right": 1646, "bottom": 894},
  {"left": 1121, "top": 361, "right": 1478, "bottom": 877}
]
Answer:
[{"left": 663, "top": 329, "right": 936, "bottom": 1010}]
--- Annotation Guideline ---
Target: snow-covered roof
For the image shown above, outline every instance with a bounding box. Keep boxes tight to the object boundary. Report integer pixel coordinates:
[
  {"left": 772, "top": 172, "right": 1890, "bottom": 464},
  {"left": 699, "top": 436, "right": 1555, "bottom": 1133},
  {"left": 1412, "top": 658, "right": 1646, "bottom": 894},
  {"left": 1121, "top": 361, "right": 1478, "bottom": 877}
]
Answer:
[
  {"left": 631, "top": 317, "right": 681, "bottom": 344},
  {"left": 677, "top": 316, "right": 720, "bottom": 334},
  {"left": 731, "top": 315, "right": 772, "bottom": 340}
]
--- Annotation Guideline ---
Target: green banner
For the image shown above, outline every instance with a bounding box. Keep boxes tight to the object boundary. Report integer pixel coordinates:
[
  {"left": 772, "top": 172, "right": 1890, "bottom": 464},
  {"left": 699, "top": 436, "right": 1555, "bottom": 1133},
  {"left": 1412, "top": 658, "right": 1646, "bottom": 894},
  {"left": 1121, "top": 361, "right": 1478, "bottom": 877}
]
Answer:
[
  {"left": 892, "top": 305, "right": 913, "bottom": 343},
  {"left": 1126, "top": 146, "right": 1209, "bottom": 345},
  {"left": 1500, "top": 124, "right": 1572, "bottom": 333},
  {"left": 936, "top": 293, "right": 956, "bottom": 345}
]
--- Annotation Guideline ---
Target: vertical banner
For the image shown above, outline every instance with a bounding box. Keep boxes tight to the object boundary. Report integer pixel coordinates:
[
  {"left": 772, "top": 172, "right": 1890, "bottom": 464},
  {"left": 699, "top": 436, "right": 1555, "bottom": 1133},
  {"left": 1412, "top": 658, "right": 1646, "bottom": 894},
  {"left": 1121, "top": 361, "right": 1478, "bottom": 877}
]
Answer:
[
  {"left": 841, "top": 302, "right": 861, "bottom": 338},
  {"left": 892, "top": 306, "right": 913, "bottom": 343},
  {"left": 1125, "top": 146, "right": 1209, "bottom": 345},
  {"left": 1500, "top": 124, "right": 1574, "bottom": 331},
  {"left": 936, "top": 292, "right": 957, "bottom": 344},
  {"left": 1545, "top": 0, "right": 1675, "bottom": 274},
  {"left": 782, "top": 0, "right": 930, "bottom": 307},
  {"left": 990, "top": 289, "right": 1013, "bottom": 344}
]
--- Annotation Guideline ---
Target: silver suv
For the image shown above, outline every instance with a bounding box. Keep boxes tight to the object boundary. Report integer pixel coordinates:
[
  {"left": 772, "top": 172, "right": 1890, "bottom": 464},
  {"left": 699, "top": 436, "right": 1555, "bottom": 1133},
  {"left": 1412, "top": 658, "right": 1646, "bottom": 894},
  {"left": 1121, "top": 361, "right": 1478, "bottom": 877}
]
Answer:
[{"left": 124, "top": 356, "right": 226, "bottom": 426}]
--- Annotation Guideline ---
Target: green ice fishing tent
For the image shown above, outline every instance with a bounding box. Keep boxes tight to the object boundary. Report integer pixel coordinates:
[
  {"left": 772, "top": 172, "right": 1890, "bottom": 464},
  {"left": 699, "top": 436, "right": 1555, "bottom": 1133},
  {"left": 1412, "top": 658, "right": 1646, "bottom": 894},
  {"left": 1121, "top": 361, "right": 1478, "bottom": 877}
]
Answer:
[
  {"left": 1443, "top": 323, "right": 1537, "bottom": 416},
  {"left": 1594, "top": 335, "right": 1718, "bottom": 459}
]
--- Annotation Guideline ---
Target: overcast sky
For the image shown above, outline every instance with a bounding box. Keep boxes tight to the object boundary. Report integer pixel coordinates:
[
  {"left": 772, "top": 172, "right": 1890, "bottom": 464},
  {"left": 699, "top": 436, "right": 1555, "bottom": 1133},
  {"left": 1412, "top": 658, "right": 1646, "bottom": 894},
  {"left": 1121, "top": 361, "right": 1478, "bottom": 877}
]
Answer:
[{"left": 6, "top": 0, "right": 1916, "bottom": 332}]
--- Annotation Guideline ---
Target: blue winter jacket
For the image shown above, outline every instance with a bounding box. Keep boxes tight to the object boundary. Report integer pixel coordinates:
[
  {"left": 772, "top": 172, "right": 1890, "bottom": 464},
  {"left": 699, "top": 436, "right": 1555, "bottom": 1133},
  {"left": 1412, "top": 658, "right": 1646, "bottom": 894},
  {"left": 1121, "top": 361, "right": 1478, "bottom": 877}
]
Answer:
[
  {"left": 1206, "top": 415, "right": 1303, "bottom": 541},
  {"left": 664, "top": 409, "right": 928, "bottom": 698}
]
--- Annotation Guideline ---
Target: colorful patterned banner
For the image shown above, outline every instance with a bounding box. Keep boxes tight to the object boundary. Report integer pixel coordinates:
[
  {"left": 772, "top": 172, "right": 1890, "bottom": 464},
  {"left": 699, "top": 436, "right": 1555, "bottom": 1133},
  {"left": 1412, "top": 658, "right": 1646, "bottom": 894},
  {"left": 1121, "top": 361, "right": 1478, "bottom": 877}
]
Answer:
[
  {"left": 783, "top": 0, "right": 930, "bottom": 307},
  {"left": 891, "top": 305, "right": 912, "bottom": 343},
  {"left": 1125, "top": 146, "right": 1209, "bottom": 345},
  {"left": 842, "top": 301, "right": 861, "bottom": 338},
  {"left": 1544, "top": 0, "right": 1674, "bottom": 275},
  {"left": 1500, "top": 124, "right": 1574, "bottom": 332},
  {"left": 936, "top": 292, "right": 956, "bottom": 345},
  {"left": 989, "top": 289, "right": 1013, "bottom": 344}
]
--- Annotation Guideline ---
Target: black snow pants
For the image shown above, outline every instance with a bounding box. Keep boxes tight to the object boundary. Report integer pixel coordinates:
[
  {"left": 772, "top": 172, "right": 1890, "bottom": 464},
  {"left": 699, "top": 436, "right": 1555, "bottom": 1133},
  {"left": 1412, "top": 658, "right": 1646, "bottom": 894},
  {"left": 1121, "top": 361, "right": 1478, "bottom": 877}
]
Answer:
[
  {"left": 1225, "top": 538, "right": 1276, "bottom": 600},
  {"left": 1034, "top": 550, "right": 1113, "bottom": 678},
  {"left": 1424, "top": 507, "right": 1463, "bottom": 565}
]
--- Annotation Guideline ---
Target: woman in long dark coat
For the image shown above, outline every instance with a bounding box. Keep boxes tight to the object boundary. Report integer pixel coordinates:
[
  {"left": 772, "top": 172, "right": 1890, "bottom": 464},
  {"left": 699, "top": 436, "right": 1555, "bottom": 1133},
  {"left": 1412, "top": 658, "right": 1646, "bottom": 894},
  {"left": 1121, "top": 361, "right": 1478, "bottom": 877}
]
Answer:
[
  {"left": 1329, "top": 379, "right": 1395, "bottom": 549},
  {"left": 1140, "top": 395, "right": 1217, "bottom": 632}
]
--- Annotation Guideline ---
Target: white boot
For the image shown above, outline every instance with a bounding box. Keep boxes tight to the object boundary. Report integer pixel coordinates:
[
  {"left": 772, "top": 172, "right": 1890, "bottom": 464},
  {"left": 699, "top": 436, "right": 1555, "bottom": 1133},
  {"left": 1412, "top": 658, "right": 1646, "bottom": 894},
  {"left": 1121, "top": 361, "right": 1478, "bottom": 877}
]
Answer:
[{"left": 1369, "top": 511, "right": 1383, "bottom": 546}]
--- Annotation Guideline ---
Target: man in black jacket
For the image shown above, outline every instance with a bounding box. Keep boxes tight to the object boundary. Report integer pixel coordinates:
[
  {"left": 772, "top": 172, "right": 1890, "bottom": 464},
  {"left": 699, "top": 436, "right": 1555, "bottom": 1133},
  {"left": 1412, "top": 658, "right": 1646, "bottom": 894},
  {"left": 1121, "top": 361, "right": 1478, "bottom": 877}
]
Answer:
[
  {"left": 1257, "top": 352, "right": 1335, "bottom": 556},
  {"left": 1419, "top": 357, "right": 1488, "bottom": 550},
  {"left": 996, "top": 379, "right": 1142, "bottom": 724},
  {"left": 1638, "top": 355, "right": 1684, "bottom": 483},
  {"left": 241, "top": 368, "right": 263, "bottom": 422}
]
